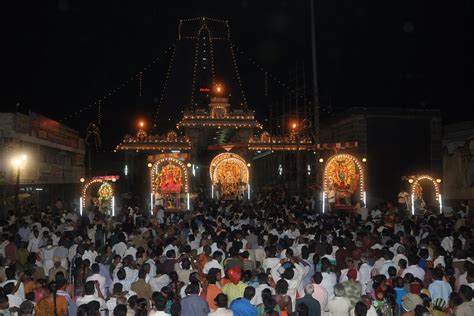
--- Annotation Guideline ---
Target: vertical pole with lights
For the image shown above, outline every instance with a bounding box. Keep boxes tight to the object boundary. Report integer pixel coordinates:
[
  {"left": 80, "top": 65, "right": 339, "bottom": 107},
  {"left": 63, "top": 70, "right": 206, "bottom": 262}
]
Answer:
[
  {"left": 12, "top": 154, "right": 27, "bottom": 214},
  {"left": 112, "top": 196, "right": 115, "bottom": 216},
  {"left": 79, "top": 197, "right": 83, "bottom": 215}
]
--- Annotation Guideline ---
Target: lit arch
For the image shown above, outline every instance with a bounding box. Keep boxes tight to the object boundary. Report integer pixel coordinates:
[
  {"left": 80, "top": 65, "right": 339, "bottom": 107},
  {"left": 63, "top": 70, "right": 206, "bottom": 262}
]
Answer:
[
  {"left": 151, "top": 157, "right": 189, "bottom": 194},
  {"left": 411, "top": 175, "right": 440, "bottom": 202},
  {"left": 81, "top": 177, "right": 117, "bottom": 208},
  {"left": 323, "top": 153, "right": 365, "bottom": 203},
  {"left": 210, "top": 152, "right": 249, "bottom": 185}
]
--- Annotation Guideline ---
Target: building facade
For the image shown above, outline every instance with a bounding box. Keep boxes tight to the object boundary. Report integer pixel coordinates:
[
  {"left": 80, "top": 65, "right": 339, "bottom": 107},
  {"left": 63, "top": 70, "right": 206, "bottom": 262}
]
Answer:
[
  {"left": 0, "top": 112, "right": 85, "bottom": 214},
  {"left": 320, "top": 107, "right": 442, "bottom": 204},
  {"left": 442, "top": 121, "right": 474, "bottom": 203}
]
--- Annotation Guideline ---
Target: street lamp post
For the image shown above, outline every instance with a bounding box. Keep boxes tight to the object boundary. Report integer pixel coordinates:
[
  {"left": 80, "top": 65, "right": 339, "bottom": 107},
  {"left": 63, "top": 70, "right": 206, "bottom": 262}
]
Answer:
[{"left": 12, "top": 154, "right": 27, "bottom": 214}]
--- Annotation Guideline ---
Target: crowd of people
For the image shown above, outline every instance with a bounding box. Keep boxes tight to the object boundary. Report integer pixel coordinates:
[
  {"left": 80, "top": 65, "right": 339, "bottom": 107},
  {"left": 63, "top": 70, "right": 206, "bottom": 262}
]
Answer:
[{"left": 0, "top": 192, "right": 473, "bottom": 316}]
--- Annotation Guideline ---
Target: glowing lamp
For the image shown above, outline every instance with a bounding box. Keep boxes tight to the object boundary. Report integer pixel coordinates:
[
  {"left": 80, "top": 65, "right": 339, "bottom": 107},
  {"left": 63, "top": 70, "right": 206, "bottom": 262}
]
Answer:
[
  {"left": 147, "top": 163, "right": 153, "bottom": 168},
  {"left": 139, "top": 121, "right": 144, "bottom": 128},
  {"left": 408, "top": 178, "right": 414, "bottom": 184},
  {"left": 187, "top": 163, "right": 192, "bottom": 168},
  {"left": 111, "top": 178, "right": 117, "bottom": 182},
  {"left": 291, "top": 123, "right": 297, "bottom": 129},
  {"left": 247, "top": 163, "right": 251, "bottom": 167},
  {"left": 362, "top": 158, "right": 367, "bottom": 163},
  {"left": 436, "top": 178, "right": 442, "bottom": 183},
  {"left": 80, "top": 178, "right": 85, "bottom": 183},
  {"left": 319, "top": 158, "right": 324, "bottom": 163}
]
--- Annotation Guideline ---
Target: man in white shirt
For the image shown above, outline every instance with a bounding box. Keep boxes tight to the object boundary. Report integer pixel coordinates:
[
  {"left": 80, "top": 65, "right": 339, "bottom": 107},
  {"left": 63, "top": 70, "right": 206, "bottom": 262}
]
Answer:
[
  {"left": 112, "top": 234, "right": 127, "bottom": 258},
  {"left": 271, "top": 256, "right": 310, "bottom": 310},
  {"left": 401, "top": 255, "right": 425, "bottom": 281},
  {"left": 86, "top": 263, "right": 106, "bottom": 298},
  {"left": 203, "top": 251, "right": 225, "bottom": 276},
  {"left": 27, "top": 230, "right": 40, "bottom": 253},
  {"left": 76, "top": 281, "right": 106, "bottom": 313},
  {"left": 251, "top": 273, "right": 275, "bottom": 306},
  {"left": 262, "top": 247, "right": 280, "bottom": 272}
]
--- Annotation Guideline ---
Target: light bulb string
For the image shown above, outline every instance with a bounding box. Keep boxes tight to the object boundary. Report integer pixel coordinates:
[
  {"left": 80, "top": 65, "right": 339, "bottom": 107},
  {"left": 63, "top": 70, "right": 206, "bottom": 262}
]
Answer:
[
  {"left": 60, "top": 43, "right": 176, "bottom": 122},
  {"left": 152, "top": 43, "right": 177, "bottom": 132}
]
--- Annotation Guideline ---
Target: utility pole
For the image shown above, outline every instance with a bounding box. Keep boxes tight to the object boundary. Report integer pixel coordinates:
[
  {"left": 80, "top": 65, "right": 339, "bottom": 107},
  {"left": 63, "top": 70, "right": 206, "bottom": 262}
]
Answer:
[{"left": 310, "top": 0, "right": 322, "bottom": 210}]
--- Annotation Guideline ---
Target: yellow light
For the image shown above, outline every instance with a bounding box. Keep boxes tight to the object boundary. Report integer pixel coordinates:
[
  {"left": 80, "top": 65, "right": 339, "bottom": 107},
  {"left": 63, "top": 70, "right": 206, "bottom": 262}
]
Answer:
[
  {"left": 139, "top": 121, "right": 144, "bottom": 128},
  {"left": 319, "top": 158, "right": 324, "bottom": 163},
  {"left": 147, "top": 163, "right": 153, "bottom": 168},
  {"left": 362, "top": 158, "right": 367, "bottom": 162},
  {"left": 436, "top": 178, "right": 442, "bottom": 183},
  {"left": 187, "top": 163, "right": 192, "bottom": 168},
  {"left": 111, "top": 178, "right": 117, "bottom": 182},
  {"left": 247, "top": 163, "right": 251, "bottom": 167},
  {"left": 292, "top": 123, "right": 297, "bottom": 129},
  {"left": 80, "top": 178, "right": 85, "bottom": 183},
  {"left": 408, "top": 179, "right": 414, "bottom": 184}
]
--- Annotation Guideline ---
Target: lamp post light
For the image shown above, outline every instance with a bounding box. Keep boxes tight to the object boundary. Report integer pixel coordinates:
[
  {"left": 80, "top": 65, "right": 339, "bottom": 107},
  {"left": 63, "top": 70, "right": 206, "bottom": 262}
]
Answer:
[{"left": 11, "top": 154, "right": 27, "bottom": 214}]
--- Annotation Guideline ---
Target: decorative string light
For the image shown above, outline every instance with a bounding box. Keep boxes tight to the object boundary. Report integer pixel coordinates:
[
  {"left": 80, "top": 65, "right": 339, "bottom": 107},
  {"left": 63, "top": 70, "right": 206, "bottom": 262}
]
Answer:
[
  {"left": 97, "top": 100, "right": 101, "bottom": 126},
  {"left": 206, "top": 25, "right": 216, "bottom": 82},
  {"left": 229, "top": 40, "right": 247, "bottom": 108},
  {"left": 60, "top": 43, "right": 175, "bottom": 122},
  {"left": 153, "top": 43, "right": 177, "bottom": 130},
  {"left": 138, "top": 71, "right": 143, "bottom": 97},
  {"left": 264, "top": 72, "right": 268, "bottom": 97},
  {"left": 190, "top": 36, "right": 200, "bottom": 109}
]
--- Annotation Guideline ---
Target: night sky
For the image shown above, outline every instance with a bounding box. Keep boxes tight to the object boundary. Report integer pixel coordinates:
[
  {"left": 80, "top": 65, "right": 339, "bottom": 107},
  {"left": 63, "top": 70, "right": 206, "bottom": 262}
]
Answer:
[{"left": 4, "top": 1, "right": 472, "bottom": 150}]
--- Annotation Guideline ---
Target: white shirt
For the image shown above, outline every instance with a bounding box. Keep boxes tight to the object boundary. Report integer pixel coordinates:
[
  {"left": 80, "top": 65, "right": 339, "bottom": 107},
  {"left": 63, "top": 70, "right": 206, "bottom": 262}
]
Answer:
[
  {"left": 27, "top": 237, "right": 40, "bottom": 253},
  {"left": 262, "top": 257, "right": 280, "bottom": 271},
  {"left": 77, "top": 294, "right": 106, "bottom": 315},
  {"left": 250, "top": 284, "right": 275, "bottom": 306},
  {"left": 327, "top": 296, "right": 351, "bottom": 316},
  {"left": 124, "top": 247, "right": 137, "bottom": 260},
  {"left": 112, "top": 242, "right": 127, "bottom": 258},
  {"left": 149, "top": 274, "right": 171, "bottom": 292},
  {"left": 358, "top": 263, "right": 373, "bottom": 294},
  {"left": 208, "top": 307, "right": 234, "bottom": 316},
  {"left": 393, "top": 254, "right": 408, "bottom": 268},
  {"left": 203, "top": 259, "right": 225, "bottom": 276},
  {"left": 87, "top": 273, "right": 106, "bottom": 298},
  {"left": 402, "top": 265, "right": 425, "bottom": 281},
  {"left": 146, "top": 258, "right": 157, "bottom": 277},
  {"left": 320, "top": 272, "right": 337, "bottom": 300}
]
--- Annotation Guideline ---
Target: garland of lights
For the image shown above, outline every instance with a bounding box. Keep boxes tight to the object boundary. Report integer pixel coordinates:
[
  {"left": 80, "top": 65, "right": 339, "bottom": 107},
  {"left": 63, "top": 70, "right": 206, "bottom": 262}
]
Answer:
[
  {"left": 153, "top": 43, "right": 177, "bottom": 130},
  {"left": 60, "top": 43, "right": 176, "bottom": 122},
  {"left": 411, "top": 175, "right": 441, "bottom": 201},
  {"left": 151, "top": 157, "right": 189, "bottom": 193},
  {"left": 323, "top": 154, "right": 365, "bottom": 202}
]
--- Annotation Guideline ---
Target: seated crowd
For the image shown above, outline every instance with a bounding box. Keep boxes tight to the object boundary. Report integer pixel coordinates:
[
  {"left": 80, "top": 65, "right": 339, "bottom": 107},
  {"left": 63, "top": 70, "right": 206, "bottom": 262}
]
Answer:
[{"left": 0, "top": 193, "right": 473, "bottom": 316}]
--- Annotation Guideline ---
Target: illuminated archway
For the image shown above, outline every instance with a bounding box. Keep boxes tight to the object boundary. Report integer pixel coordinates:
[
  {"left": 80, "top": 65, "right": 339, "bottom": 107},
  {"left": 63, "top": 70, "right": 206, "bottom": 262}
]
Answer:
[
  {"left": 410, "top": 175, "right": 441, "bottom": 212},
  {"left": 323, "top": 153, "right": 365, "bottom": 207},
  {"left": 81, "top": 176, "right": 118, "bottom": 214},
  {"left": 150, "top": 157, "right": 189, "bottom": 210},
  {"left": 210, "top": 153, "right": 249, "bottom": 200}
]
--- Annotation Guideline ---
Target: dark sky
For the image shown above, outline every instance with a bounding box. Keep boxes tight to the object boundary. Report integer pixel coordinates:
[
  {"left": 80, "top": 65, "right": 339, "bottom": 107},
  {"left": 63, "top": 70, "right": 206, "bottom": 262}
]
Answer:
[{"left": 3, "top": 0, "right": 472, "bottom": 149}]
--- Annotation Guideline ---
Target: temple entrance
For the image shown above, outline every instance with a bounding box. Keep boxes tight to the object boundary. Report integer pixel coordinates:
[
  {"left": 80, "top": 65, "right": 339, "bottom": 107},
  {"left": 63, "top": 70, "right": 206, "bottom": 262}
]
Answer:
[
  {"left": 151, "top": 157, "right": 189, "bottom": 210},
  {"left": 323, "top": 153, "right": 365, "bottom": 209},
  {"left": 210, "top": 152, "right": 249, "bottom": 200}
]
